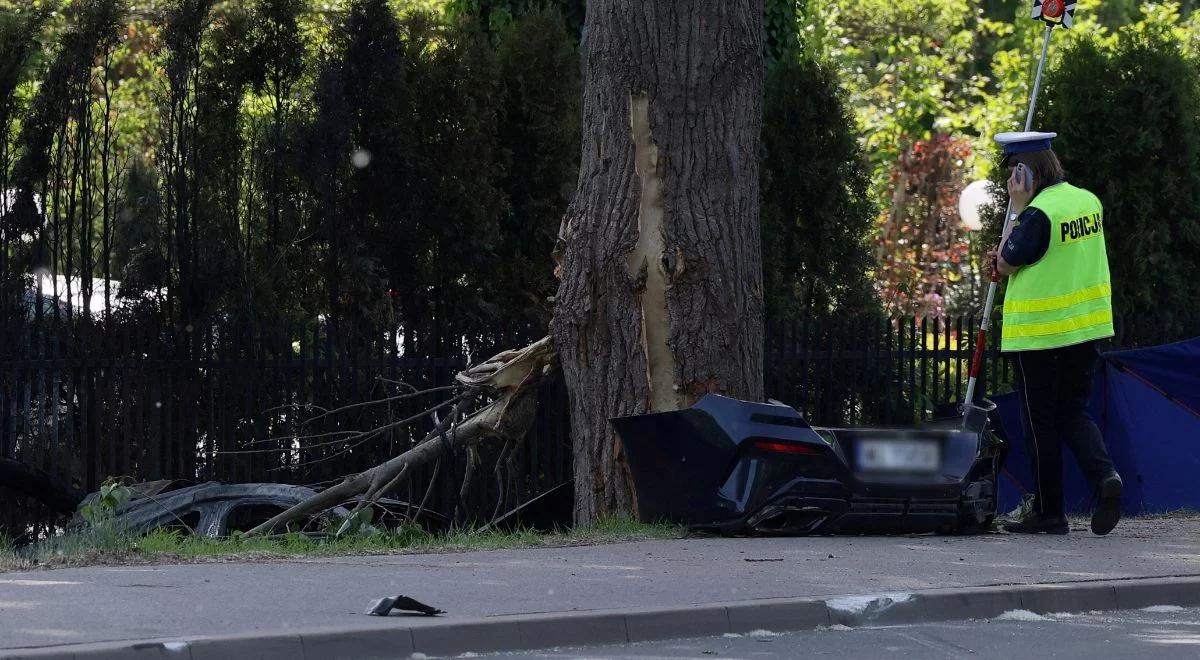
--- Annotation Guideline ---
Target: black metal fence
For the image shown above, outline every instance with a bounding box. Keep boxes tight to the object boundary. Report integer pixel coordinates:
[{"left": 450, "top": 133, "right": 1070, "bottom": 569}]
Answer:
[
  {"left": 1, "top": 314, "right": 1011, "bottom": 538},
  {"left": 767, "top": 315, "right": 1013, "bottom": 428}
]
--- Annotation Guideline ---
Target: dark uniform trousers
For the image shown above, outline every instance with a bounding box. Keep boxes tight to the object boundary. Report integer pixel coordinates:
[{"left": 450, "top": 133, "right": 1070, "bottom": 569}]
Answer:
[{"left": 1012, "top": 340, "right": 1117, "bottom": 518}]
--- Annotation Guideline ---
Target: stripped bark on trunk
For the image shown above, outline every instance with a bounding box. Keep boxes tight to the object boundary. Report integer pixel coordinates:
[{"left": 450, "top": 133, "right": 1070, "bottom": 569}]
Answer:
[{"left": 553, "top": 0, "right": 765, "bottom": 525}]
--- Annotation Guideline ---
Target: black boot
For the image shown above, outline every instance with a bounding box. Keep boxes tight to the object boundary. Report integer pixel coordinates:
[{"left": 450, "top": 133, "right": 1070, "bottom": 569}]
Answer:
[
  {"left": 1091, "top": 473, "right": 1123, "bottom": 536},
  {"left": 1003, "top": 513, "right": 1069, "bottom": 535}
]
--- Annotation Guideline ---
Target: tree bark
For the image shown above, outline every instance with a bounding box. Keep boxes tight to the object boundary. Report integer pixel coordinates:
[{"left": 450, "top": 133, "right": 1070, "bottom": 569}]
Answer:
[{"left": 553, "top": 0, "right": 765, "bottom": 525}]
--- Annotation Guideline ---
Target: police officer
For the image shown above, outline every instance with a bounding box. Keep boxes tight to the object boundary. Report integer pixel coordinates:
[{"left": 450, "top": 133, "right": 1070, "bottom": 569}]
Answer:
[{"left": 991, "top": 131, "right": 1123, "bottom": 536}]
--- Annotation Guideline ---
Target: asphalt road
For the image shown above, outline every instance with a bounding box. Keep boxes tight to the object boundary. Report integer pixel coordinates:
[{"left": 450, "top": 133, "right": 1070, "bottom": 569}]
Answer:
[
  {"left": 3, "top": 517, "right": 1199, "bottom": 651},
  {"left": 494, "top": 607, "right": 1200, "bottom": 659}
]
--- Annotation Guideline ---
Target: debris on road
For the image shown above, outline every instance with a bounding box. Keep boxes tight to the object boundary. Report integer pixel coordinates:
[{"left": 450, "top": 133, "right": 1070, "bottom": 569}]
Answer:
[{"left": 366, "top": 594, "right": 445, "bottom": 616}]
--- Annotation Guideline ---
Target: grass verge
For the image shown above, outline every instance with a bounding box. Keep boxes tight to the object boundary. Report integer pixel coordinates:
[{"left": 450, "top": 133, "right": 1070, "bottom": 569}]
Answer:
[{"left": 0, "top": 516, "right": 686, "bottom": 572}]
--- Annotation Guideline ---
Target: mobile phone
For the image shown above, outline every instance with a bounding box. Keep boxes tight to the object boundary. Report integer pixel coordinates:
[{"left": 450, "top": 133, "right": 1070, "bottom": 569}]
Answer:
[{"left": 1016, "top": 164, "right": 1031, "bottom": 192}]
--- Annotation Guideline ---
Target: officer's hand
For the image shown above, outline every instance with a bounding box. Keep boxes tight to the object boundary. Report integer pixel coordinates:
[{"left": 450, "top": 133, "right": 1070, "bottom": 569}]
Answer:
[
  {"left": 1007, "top": 165, "right": 1033, "bottom": 213},
  {"left": 986, "top": 249, "right": 1000, "bottom": 281}
]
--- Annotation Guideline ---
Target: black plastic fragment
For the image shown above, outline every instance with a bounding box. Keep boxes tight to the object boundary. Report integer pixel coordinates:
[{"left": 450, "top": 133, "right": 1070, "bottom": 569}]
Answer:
[{"left": 366, "top": 595, "right": 445, "bottom": 616}]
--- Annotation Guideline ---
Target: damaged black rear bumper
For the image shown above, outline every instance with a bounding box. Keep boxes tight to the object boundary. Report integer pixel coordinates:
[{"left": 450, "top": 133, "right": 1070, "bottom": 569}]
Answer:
[{"left": 610, "top": 395, "right": 1002, "bottom": 535}]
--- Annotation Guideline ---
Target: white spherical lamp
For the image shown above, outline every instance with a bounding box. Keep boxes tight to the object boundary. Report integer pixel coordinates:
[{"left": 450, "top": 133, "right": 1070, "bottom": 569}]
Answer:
[{"left": 958, "top": 180, "right": 990, "bottom": 231}]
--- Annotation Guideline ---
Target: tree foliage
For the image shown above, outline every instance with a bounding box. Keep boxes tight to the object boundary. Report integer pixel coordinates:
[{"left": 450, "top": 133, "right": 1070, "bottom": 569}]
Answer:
[
  {"left": 489, "top": 8, "right": 579, "bottom": 326},
  {"left": 1039, "top": 15, "right": 1200, "bottom": 346},
  {"left": 875, "top": 135, "right": 974, "bottom": 317},
  {"left": 0, "top": 1, "right": 584, "bottom": 354},
  {"left": 5, "top": 0, "right": 1200, "bottom": 534},
  {"left": 293, "top": 1, "right": 575, "bottom": 351},
  {"left": 444, "top": 0, "right": 584, "bottom": 39},
  {"left": 761, "top": 53, "right": 876, "bottom": 321},
  {"left": 5, "top": 0, "right": 1200, "bottom": 353},
  {"left": 6, "top": 0, "right": 124, "bottom": 238},
  {"left": 794, "top": 0, "right": 1197, "bottom": 318}
]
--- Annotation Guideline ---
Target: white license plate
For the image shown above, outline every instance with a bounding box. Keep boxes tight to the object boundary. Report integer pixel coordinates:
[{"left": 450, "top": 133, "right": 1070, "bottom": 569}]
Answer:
[{"left": 857, "top": 439, "right": 941, "bottom": 472}]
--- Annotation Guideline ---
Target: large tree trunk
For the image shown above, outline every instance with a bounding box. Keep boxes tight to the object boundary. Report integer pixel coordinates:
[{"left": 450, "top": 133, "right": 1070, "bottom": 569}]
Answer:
[{"left": 553, "top": 0, "right": 765, "bottom": 525}]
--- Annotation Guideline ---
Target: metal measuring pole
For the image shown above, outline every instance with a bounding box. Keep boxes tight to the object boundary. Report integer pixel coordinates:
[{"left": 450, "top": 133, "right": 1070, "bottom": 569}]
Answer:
[{"left": 962, "top": 23, "right": 1055, "bottom": 421}]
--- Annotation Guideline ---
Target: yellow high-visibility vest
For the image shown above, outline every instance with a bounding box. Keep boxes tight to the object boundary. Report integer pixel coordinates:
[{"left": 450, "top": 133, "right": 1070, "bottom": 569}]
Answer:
[{"left": 1001, "top": 182, "right": 1115, "bottom": 351}]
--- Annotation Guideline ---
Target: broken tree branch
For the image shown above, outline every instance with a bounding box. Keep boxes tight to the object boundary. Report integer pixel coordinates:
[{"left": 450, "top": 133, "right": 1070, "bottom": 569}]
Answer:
[
  {"left": 244, "top": 336, "right": 557, "bottom": 536},
  {"left": 280, "top": 384, "right": 463, "bottom": 426},
  {"left": 230, "top": 394, "right": 473, "bottom": 455},
  {"left": 476, "top": 479, "right": 574, "bottom": 535}
]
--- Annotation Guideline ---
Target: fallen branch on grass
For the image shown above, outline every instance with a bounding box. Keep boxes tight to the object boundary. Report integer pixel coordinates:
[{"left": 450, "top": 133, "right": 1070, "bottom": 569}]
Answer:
[{"left": 244, "top": 336, "right": 557, "bottom": 536}]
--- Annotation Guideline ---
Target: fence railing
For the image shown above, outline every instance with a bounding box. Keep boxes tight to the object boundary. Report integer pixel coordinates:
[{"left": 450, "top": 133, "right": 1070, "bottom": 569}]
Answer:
[
  {"left": 766, "top": 315, "right": 1013, "bottom": 427},
  {"left": 1, "top": 314, "right": 1011, "bottom": 538}
]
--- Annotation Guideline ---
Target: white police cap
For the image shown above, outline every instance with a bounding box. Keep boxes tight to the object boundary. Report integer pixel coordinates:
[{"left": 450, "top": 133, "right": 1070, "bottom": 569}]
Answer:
[{"left": 995, "top": 131, "right": 1058, "bottom": 164}]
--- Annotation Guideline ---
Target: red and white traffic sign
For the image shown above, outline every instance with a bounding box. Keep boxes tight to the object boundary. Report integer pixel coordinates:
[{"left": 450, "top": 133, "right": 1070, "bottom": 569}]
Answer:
[{"left": 1032, "top": 0, "right": 1076, "bottom": 28}]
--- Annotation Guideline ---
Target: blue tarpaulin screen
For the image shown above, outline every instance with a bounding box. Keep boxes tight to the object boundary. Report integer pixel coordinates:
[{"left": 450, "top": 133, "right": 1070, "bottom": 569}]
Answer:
[{"left": 994, "top": 337, "right": 1200, "bottom": 515}]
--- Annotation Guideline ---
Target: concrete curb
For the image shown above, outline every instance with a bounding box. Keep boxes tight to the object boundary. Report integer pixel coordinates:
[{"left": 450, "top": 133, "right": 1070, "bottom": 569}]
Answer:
[{"left": 6, "top": 575, "right": 1200, "bottom": 660}]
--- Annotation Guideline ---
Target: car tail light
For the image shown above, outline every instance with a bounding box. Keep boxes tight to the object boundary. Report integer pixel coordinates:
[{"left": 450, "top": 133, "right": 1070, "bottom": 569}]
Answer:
[{"left": 752, "top": 440, "right": 824, "bottom": 455}]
